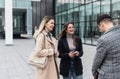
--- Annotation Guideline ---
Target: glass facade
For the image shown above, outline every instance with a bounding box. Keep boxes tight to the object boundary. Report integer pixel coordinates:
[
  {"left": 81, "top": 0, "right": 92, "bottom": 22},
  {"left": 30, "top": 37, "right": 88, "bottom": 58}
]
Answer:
[
  {"left": 0, "top": 0, "right": 4, "bottom": 8},
  {"left": 13, "top": 0, "right": 27, "bottom": 8},
  {"left": 0, "top": 0, "right": 32, "bottom": 36},
  {"left": 55, "top": 0, "right": 120, "bottom": 45}
]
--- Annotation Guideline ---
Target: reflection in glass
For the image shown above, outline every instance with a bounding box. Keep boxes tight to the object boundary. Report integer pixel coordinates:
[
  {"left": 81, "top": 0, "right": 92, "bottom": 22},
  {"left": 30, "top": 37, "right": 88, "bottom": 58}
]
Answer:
[
  {"left": 85, "top": 0, "right": 92, "bottom": 4},
  {"left": 86, "top": 3, "right": 92, "bottom": 21},
  {"left": 79, "top": 6, "right": 85, "bottom": 22},
  {"left": 80, "top": 0, "right": 85, "bottom": 4},
  {"left": 101, "top": 0, "right": 110, "bottom": 14},
  {"left": 112, "top": 0, "right": 120, "bottom": 25},
  {"left": 68, "top": 9, "right": 74, "bottom": 22},
  {"left": 55, "top": 0, "right": 120, "bottom": 45},
  {"left": 13, "top": 0, "right": 27, "bottom": 8},
  {"left": 93, "top": 1, "right": 100, "bottom": 21},
  {"left": 69, "top": 0, "right": 74, "bottom": 8},
  {"left": 0, "top": 0, "right": 4, "bottom": 7},
  {"left": 58, "top": 14, "right": 62, "bottom": 24},
  {"left": 74, "top": 23, "right": 79, "bottom": 36},
  {"left": 73, "top": 8, "right": 79, "bottom": 22},
  {"left": 79, "top": 22, "right": 84, "bottom": 40},
  {"left": 55, "top": 15, "right": 59, "bottom": 24},
  {"left": 74, "top": 0, "right": 79, "bottom": 7},
  {"left": 61, "top": 11, "right": 67, "bottom": 24}
]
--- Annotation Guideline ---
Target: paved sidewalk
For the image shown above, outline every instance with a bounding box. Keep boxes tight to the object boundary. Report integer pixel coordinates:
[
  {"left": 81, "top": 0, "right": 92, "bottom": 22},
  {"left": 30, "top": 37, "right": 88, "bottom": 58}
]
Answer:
[{"left": 0, "top": 37, "right": 96, "bottom": 79}]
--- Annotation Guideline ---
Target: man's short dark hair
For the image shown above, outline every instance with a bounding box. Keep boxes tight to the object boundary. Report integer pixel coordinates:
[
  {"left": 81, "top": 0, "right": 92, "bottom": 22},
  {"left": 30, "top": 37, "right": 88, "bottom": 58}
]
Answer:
[{"left": 97, "top": 14, "right": 112, "bottom": 24}]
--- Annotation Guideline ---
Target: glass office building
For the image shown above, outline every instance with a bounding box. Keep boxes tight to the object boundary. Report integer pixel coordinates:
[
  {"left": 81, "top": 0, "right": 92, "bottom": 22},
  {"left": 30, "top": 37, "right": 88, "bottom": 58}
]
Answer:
[
  {"left": 0, "top": 0, "right": 55, "bottom": 37},
  {"left": 55, "top": 0, "right": 120, "bottom": 45},
  {"left": 0, "top": 0, "right": 32, "bottom": 36}
]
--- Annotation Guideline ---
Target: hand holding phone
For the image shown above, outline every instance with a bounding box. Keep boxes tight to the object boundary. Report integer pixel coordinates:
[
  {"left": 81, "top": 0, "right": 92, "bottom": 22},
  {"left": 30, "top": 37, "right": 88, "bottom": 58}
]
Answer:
[
  {"left": 73, "top": 51, "right": 79, "bottom": 56},
  {"left": 69, "top": 51, "right": 75, "bottom": 58}
]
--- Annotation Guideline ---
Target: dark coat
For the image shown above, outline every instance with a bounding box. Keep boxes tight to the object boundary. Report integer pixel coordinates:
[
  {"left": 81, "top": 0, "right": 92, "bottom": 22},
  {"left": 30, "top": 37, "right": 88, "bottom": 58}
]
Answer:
[{"left": 58, "top": 37, "right": 83, "bottom": 77}]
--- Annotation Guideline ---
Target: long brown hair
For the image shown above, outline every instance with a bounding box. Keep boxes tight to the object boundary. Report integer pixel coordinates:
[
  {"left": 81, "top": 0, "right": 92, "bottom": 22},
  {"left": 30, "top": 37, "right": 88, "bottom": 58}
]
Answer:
[{"left": 59, "top": 22, "right": 77, "bottom": 46}]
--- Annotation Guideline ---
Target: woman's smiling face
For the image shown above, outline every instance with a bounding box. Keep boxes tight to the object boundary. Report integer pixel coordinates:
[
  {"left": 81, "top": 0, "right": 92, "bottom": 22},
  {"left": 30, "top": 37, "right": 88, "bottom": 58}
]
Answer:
[{"left": 66, "top": 23, "right": 75, "bottom": 35}]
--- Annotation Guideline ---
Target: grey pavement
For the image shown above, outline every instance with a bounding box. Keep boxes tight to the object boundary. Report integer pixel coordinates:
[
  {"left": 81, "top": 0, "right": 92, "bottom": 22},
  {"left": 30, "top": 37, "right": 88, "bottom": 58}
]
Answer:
[{"left": 0, "top": 35, "right": 96, "bottom": 79}]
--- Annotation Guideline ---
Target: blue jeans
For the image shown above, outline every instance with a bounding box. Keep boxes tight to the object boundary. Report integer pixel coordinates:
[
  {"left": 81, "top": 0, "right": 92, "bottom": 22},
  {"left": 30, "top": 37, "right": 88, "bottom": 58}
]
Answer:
[{"left": 63, "top": 64, "right": 83, "bottom": 79}]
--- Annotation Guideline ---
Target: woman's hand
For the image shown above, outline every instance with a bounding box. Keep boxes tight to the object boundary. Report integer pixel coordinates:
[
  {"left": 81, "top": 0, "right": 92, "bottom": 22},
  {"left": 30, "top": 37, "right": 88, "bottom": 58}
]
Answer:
[
  {"left": 54, "top": 50, "right": 59, "bottom": 57},
  {"left": 68, "top": 52, "right": 75, "bottom": 58},
  {"left": 73, "top": 51, "right": 79, "bottom": 56}
]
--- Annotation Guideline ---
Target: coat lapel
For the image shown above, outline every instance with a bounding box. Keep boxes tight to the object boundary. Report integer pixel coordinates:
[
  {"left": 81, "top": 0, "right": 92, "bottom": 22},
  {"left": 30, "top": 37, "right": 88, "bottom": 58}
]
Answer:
[
  {"left": 63, "top": 38, "right": 70, "bottom": 51},
  {"left": 47, "top": 35, "right": 56, "bottom": 48},
  {"left": 47, "top": 37, "right": 54, "bottom": 44},
  {"left": 42, "top": 30, "right": 56, "bottom": 47}
]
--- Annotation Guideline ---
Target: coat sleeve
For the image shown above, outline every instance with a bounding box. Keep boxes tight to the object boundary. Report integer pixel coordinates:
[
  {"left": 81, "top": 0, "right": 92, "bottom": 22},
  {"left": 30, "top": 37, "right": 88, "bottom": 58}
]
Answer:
[
  {"left": 35, "top": 33, "right": 54, "bottom": 57},
  {"left": 76, "top": 38, "right": 83, "bottom": 57},
  {"left": 92, "top": 39, "right": 107, "bottom": 75}
]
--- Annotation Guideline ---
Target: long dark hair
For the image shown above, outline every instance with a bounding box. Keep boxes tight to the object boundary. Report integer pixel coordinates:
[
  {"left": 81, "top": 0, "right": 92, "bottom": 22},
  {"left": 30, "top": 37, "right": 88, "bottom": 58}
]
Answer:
[{"left": 59, "top": 22, "right": 77, "bottom": 46}]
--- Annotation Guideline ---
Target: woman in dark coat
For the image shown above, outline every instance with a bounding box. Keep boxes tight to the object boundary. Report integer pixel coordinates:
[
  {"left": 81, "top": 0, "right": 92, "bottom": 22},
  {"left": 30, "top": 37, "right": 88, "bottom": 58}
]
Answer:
[{"left": 58, "top": 22, "right": 83, "bottom": 79}]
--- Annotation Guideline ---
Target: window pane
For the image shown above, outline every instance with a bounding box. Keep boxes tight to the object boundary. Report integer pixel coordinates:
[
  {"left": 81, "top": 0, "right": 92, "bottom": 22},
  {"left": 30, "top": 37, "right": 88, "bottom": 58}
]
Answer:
[
  {"left": 55, "top": 15, "right": 59, "bottom": 24},
  {"left": 74, "top": 23, "right": 79, "bottom": 36},
  {"left": 69, "top": 0, "right": 74, "bottom": 8},
  {"left": 86, "top": 0, "right": 92, "bottom": 4},
  {"left": 68, "top": 9, "right": 74, "bottom": 22},
  {"left": 101, "top": 0, "right": 110, "bottom": 14},
  {"left": 13, "top": 0, "right": 27, "bottom": 8},
  {"left": 92, "top": 21, "right": 100, "bottom": 45},
  {"left": 79, "top": 0, "right": 85, "bottom": 4},
  {"left": 55, "top": 24, "right": 61, "bottom": 38},
  {"left": 86, "top": 3, "right": 92, "bottom": 21},
  {"left": 93, "top": 1, "right": 100, "bottom": 21},
  {"left": 61, "top": 11, "right": 67, "bottom": 24},
  {"left": 74, "top": 0, "right": 79, "bottom": 7},
  {"left": 79, "top": 6, "right": 85, "bottom": 21},
  {"left": 84, "top": 21, "right": 92, "bottom": 44},
  {"left": 73, "top": 7, "right": 79, "bottom": 22},
  {"left": 58, "top": 13, "right": 62, "bottom": 24},
  {"left": 0, "top": 0, "right": 4, "bottom": 8},
  {"left": 55, "top": 0, "right": 62, "bottom": 13},
  {"left": 62, "top": 2, "right": 69, "bottom": 11},
  {"left": 112, "top": 0, "right": 120, "bottom": 25},
  {"left": 79, "top": 22, "right": 85, "bottom": 40}
]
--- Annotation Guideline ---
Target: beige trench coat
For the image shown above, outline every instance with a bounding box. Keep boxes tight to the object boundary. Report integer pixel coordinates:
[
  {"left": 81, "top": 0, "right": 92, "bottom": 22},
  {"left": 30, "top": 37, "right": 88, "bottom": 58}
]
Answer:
[{"left": 34, "top": 30, "right": 59, "bottom": 79}]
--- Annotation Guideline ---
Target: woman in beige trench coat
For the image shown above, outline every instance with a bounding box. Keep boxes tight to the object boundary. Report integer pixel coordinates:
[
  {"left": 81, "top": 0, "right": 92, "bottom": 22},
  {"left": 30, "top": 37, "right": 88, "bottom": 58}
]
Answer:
[{"left": 33, "top": 16, "right": 59, "bottom": 79}]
